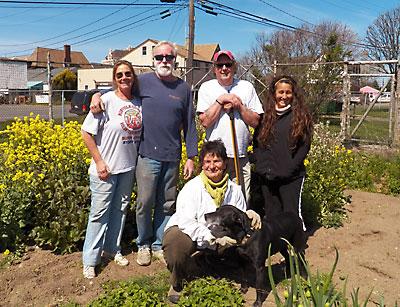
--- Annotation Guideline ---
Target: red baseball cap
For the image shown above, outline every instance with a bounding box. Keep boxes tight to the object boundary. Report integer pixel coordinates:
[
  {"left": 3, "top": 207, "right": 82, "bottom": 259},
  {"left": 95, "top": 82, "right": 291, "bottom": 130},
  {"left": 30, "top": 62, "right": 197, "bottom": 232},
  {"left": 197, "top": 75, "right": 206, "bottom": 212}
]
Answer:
[{"left": 213, "top": 50, "right": 235, "bottom": 62}]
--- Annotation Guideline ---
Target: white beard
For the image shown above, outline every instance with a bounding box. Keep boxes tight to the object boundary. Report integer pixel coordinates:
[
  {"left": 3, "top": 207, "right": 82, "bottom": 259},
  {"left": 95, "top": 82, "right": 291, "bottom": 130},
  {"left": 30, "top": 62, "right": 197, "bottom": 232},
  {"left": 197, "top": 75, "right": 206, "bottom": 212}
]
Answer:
[{"left": 155, "top": 63, "right": 173, "bottom": 77}]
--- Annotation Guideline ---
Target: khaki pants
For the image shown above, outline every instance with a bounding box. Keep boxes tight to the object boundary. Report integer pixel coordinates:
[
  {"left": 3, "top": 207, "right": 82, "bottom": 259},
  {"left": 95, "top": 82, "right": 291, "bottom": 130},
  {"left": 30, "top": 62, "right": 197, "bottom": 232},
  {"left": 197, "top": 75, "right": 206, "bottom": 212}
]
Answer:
[{"left": 162, "top": 226, "right": 200, "bottom": 291}]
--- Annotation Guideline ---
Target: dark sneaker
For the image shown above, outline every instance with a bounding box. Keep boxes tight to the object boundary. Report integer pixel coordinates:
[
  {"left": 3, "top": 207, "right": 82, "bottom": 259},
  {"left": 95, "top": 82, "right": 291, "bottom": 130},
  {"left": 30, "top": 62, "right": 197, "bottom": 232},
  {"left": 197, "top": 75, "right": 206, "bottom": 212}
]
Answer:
[{"left": 167, "top": 286, "right": 181, "bottom": 304}]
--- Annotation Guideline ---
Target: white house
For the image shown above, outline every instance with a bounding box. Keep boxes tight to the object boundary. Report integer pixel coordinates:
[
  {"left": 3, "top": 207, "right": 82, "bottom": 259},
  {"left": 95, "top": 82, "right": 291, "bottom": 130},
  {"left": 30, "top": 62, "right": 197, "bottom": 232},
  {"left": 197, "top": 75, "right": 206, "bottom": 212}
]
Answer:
[
  {"left": 0, "top": 58, "right": 27, "bottom": 91},
  {"left": 77, "top": 38, "right": 220, "bottom": 90}
]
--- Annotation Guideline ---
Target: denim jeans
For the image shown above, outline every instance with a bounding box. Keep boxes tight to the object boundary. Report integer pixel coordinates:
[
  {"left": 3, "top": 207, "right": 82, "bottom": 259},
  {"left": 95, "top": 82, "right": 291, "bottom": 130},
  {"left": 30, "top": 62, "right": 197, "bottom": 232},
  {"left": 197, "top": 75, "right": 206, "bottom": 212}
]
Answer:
[
  {"left": 82, "top": 170, "right": 135, "bottom": 266},
  {"left": 135, "top": 156, "right": 179, "bottom": 251}
]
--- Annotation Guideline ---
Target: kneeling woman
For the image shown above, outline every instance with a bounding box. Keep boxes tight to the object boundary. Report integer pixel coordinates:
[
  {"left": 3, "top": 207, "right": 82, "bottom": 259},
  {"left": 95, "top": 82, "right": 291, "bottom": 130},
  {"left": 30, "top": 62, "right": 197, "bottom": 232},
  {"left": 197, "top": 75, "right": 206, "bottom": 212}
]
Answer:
[{"left": 162, "top": 140, "right": 261, "bottom": 303}]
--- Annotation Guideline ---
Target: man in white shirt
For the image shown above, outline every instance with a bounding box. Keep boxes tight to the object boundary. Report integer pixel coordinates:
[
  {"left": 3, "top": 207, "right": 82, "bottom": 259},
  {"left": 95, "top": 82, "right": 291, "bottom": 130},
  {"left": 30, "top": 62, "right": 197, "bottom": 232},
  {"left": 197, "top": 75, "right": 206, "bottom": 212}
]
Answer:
[{"left": 197, "top": 50, "right": 263, "bottom": 203}]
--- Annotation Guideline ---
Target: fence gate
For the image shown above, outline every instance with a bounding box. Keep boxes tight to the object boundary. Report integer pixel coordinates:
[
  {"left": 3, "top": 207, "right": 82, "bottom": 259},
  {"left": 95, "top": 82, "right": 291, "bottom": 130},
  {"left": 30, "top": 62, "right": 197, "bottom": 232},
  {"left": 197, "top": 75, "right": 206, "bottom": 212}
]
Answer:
[{"left": 340, "top": 60, "right": 400, "bottom": 146}]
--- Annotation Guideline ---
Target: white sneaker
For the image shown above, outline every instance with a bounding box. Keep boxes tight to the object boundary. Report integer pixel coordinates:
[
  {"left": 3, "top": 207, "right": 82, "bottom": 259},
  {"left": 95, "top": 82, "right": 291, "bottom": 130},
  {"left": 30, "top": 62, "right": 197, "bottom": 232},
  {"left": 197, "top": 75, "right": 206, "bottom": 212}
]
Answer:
[
  {"left": 136, "top": 247, "right": 151, "bottom": 266},
  {"left": 152, "top": 249, "right": 166, "bottom": 264},
  {"left": 114, "top": 252, "right": 129, "bottom": 266},
  {"left": 83, "top": 265, "right": 96, "bottom": 279}
]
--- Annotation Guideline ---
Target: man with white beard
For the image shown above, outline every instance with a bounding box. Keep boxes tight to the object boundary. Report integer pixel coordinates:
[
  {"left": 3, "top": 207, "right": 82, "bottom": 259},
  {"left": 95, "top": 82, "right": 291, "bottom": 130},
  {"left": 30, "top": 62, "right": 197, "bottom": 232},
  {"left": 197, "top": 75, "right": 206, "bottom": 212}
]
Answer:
[{"left": 90, "top": 41, "right": 198, "bottom": 266}]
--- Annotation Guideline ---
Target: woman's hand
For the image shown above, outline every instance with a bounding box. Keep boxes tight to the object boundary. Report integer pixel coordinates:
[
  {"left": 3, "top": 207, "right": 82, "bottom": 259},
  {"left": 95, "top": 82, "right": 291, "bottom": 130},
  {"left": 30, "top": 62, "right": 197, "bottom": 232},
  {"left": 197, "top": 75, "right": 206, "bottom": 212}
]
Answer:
[
  {"left": 90, "top": 92, "right": 105, "bottom": 114},
  {"left": 96, "top": 160, "right": 110, "bottom": 181},
  {"left": 246, "top": 210, "right": 262, "bottom": 229}
]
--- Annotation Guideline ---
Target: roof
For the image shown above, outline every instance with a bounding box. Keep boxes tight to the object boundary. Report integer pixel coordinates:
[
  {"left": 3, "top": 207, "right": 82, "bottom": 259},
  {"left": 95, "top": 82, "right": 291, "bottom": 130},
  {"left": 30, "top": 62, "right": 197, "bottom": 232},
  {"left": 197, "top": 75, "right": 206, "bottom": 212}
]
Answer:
[
  {"left": 176, "top": 43, "right": 220, "bottom": 62},
  {"left": 128, "top": 39, "right": 220, "bottom": 62},
  {"left": 0, "top": 57, "right": 28, "bottom": 63},
  {"left": 110, "top": 49, "right": 132, "bottom": 59},
  {"left": 360, "top": 86, "right": 379, "bottom": 93},
  {"left": 28, "top": 47, "right": 91, "bottom": 69},
  {"left": 27, "top": 81, "right": 44, "bottom": 88}
]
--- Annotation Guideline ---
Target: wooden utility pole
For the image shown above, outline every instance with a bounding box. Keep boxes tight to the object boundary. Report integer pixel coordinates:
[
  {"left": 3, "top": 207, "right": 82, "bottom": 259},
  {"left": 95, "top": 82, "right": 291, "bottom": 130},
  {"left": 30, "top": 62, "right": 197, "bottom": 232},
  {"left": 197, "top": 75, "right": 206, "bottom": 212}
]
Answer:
[
  {"left": 393, "top": 62, "right": 400, "bottom": 147},
  {"left": 186, "top": 0, "right": 195, "bottom": 87},
  {"left": 47, "top": 51, "right": 53, "bottom": 121}
]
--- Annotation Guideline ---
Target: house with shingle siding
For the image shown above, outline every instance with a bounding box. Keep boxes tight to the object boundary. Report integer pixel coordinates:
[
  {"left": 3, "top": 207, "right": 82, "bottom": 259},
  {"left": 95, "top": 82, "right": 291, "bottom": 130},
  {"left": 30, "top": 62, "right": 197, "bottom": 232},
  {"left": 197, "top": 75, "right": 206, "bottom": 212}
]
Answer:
[
  {"left": 0, "top": 58, "right": 27, "bottom": 90},
  {"left": 78, "top": 38, "right": 220, "bottom": 90}
]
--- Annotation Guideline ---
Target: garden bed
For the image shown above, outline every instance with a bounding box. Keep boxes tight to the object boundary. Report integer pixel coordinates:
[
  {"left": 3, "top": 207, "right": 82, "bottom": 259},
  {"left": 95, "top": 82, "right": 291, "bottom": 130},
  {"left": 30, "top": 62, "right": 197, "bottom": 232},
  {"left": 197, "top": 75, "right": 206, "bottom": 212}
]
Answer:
[{"left": 0, "top": 190, "right": 399, "bottom": 306}]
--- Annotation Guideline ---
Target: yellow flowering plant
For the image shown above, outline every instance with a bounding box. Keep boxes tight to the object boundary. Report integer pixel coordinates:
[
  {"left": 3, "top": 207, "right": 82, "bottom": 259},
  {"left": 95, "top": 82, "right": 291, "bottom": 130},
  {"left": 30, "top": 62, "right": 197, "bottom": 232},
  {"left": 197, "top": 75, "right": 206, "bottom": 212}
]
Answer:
[
  {"left": 302, "top": 123, "right": 355, "bottom": 228},
  {"left": 0, "top": 115, "right": 90, "bottom": 253}
]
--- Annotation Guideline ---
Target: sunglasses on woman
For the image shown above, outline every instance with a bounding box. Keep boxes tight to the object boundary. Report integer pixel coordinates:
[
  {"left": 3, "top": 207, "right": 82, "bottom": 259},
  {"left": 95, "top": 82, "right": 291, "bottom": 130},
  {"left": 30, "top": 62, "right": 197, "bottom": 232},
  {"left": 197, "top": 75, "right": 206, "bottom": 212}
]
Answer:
[{"left": 116, "top": 71, "right": 133, "bottom": 79}]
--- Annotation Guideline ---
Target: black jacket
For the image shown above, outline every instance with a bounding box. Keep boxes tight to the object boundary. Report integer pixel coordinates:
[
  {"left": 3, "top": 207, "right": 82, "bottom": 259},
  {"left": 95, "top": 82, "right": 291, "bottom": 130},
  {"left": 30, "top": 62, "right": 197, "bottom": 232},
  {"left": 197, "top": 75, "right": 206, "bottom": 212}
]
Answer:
[{"left": 253, "top": 110, "right": 311, "bottom": 182}]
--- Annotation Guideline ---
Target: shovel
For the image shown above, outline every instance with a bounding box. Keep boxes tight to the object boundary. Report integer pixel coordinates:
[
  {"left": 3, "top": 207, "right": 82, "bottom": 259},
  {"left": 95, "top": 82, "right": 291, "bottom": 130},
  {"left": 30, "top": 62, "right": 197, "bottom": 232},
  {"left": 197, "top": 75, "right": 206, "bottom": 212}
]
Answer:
[{"left": 228, "top": 110, "right": 244, "bottom": 194}]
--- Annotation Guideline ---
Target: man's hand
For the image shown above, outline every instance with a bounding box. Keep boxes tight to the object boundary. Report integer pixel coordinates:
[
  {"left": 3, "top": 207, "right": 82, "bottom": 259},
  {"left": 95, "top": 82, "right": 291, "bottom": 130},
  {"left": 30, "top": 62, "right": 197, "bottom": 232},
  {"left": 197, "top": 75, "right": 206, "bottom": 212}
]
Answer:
[
  {"left": 183, "top": 158, "right": 195, "bottom": 180},
  {"left": 218, "top": 93, "right": 242, "bottom": 112},
  {"left": 90, "top": 92, "right": 105, "bottom": 114},
  {"left": 246, "top": 210, "right": 262, "bottom": 229}
]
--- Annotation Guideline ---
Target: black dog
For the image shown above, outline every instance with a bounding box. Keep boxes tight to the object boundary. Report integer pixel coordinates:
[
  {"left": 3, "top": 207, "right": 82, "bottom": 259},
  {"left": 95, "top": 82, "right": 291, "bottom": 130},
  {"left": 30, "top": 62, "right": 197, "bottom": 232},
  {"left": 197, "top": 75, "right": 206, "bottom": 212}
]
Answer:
[{"left": 205, "top": 205, "right": 307, "bottom": 307}]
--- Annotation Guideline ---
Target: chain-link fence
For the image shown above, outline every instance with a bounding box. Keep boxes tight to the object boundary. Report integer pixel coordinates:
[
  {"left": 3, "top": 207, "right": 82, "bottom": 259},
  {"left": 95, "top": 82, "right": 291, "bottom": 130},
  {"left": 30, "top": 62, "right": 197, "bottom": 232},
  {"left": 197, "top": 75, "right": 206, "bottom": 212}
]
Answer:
[
  {"left": 1, "top": 60, "right": 399, "bottom": 146},
  {"left": 0, "top": 89, "right": 80, "bottom": 125}
]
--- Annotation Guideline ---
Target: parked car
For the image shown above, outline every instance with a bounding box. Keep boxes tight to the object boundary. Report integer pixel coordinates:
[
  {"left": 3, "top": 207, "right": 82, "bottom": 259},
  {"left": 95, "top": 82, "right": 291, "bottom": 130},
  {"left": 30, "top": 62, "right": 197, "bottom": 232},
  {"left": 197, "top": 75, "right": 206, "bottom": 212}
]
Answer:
[{"left": 69, "top": 90, "right": 100, "bottom": 115}]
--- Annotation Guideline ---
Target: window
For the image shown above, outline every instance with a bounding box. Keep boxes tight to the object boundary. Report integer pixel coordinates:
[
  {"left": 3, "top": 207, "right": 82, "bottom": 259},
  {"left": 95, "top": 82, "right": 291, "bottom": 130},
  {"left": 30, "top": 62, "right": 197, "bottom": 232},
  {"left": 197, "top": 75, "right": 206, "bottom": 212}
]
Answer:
[{"left": 142, "top": 46, "right": 147, "bottom": 55}]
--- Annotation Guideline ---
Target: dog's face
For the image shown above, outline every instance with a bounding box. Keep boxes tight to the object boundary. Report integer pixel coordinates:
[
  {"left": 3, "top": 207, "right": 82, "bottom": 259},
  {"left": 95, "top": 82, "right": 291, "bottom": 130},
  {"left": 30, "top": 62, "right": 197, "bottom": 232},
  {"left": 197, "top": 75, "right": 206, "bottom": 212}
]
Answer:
[{"left": 204, "top": 205, "right": 251, "bottom": 242}]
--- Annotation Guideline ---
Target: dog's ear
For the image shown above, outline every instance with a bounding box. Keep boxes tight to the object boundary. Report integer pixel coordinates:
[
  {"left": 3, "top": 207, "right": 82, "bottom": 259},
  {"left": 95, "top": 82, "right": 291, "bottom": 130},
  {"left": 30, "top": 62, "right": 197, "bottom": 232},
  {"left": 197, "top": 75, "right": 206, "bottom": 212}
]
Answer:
[{"left": 241, "top": 212, "right": 252, "bottom": 233}]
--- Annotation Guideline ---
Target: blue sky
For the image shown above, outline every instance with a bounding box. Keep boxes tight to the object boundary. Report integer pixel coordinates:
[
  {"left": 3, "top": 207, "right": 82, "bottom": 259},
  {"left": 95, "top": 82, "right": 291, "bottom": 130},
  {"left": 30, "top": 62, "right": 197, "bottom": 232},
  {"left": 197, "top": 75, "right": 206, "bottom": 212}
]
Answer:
[{"left": 0, "top": 0, "right": 398, "bottom": 63}]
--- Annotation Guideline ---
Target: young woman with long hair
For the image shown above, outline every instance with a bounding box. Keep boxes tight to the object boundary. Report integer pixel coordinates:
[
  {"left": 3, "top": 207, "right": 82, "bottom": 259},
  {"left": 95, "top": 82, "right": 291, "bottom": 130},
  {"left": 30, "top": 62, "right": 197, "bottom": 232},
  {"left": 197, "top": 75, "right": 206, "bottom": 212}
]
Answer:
[{"left": 253, "top": 75, "right": 313, "bottom": 228}]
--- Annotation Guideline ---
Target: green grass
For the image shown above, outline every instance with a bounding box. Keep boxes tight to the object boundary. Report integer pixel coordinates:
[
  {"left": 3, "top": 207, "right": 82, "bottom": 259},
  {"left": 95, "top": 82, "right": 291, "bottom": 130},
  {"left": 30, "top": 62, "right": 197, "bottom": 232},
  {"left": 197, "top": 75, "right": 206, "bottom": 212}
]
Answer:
[
  {"left": 351, "top": 104, "right": 390, "bottom": 118},
  {"left": 322, "top": 117, "right": 391, "bottom": 143}
]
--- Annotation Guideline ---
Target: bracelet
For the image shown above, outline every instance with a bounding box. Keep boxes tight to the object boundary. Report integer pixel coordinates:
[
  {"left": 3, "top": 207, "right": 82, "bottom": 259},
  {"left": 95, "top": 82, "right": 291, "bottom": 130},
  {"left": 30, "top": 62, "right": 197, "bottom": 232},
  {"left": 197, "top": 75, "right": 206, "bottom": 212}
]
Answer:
[{"left": 216, "top": 99, "right": 223, "bottom": 106}]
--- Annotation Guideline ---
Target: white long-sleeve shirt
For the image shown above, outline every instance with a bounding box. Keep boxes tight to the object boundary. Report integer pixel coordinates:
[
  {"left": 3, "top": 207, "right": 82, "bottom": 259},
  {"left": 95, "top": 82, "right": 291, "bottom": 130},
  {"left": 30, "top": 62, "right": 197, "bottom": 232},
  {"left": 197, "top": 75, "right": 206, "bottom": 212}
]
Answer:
[{"left": 165, "top": 175, "right": 247, "bottom": 247}]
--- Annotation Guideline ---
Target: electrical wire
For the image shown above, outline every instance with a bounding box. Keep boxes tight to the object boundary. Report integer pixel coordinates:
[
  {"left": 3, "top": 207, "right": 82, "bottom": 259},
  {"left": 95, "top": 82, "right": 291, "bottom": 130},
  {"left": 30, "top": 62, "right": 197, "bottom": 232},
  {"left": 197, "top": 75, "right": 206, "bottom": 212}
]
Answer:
[
  {"left": 71, "top": 7, "right": 186, "bottom": 47},
  {"left": 256, "top": 0, "right": 314, "bottom": 26},
  {"left": 199, "top": 0, "right": 393, "bottom": 51},
  {"left": 1, "top": 4, "right": 177, "bottom": 57},
  {"left": 0, "top": 0, "right": 178, "bottom": 6},
  {"left": 0, "top": 0, "right": 103, "bottom": 27}
]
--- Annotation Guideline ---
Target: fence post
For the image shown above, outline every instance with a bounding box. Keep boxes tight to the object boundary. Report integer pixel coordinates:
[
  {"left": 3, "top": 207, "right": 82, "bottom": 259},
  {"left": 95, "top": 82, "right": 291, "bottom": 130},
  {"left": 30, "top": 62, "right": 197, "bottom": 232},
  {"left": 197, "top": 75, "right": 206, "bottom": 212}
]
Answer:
[
  {"left": 340, "top": 62, "right": 350, "bottom": 141},
  {"left": 61, "top": 90, "right": 65, "bottom": 127},
  {"left": 393, "top": 62, "right": 400, "bottom": 147},
  {"left": 47, "top": 52, "right": 53, "bottom": 121}
]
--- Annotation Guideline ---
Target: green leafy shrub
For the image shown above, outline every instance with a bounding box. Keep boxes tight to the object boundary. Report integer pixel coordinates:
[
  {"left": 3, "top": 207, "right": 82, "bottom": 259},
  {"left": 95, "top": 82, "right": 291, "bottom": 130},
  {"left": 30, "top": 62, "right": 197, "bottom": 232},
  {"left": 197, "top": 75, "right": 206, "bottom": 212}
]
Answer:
[
  {"left": 89, "top": 283, "right": 167, "bottom": 307},
  {"left": 349, "top": 152, "right": 400, "bottom": 196},
  {"left": 89, "top": 272, "right": 170, "bottom": 307},
  {"left": 0, "top": 115, "right": 90, "bottom": 253},
  {"left": 302, "top": 123, "right": 355, "bottom": 228},
  {"left": 178, "top": 276, "right": 244, "bottom": 306}
]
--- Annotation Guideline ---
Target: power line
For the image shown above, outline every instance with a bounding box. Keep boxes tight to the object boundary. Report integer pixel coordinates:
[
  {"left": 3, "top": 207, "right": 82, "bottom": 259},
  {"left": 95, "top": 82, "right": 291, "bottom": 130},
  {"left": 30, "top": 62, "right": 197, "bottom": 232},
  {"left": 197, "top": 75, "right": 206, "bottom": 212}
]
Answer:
[
  {"left": 0, "top": 0, "right": 149, "bottom": 47},
  {"left": 9, "top": 6, "right": 187, "bottom": 55},
  {"left": 0, "top": 0, "right": 104, "bottom": 27},
  {"left": 71, "top": 8, "right": 185, "bottom": 47},
  {"left": 0, "top": 0, "right": 177, "bottom": 6},
  {"left": 200, "top": 0, "right": 392, "bottom": 51},
  {"left": 256, "top": 0, "right": 314, "bottom": 27}
]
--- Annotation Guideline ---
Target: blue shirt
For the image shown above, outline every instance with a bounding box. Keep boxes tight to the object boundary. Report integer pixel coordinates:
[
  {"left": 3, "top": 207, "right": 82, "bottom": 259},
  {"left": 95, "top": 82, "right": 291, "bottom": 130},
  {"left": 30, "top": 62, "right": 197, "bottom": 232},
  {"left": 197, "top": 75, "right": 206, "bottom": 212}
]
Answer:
[{"left": 138, "top": 72, "right": 198, "bottom": 161}]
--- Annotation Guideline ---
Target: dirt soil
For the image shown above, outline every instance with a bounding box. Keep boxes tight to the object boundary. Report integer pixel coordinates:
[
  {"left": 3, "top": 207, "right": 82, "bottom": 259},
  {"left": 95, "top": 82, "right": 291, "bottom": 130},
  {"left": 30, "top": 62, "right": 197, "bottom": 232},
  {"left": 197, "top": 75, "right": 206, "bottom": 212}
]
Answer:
[{"left": 0, "top": 190, "right": 399, "bottom": 306}]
